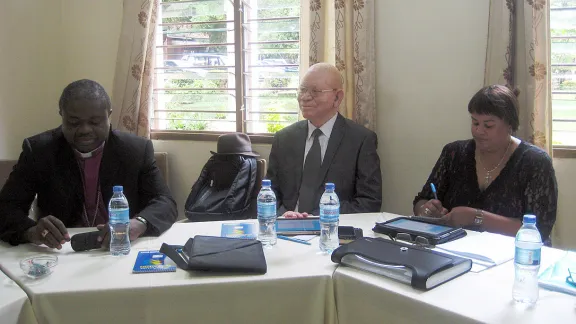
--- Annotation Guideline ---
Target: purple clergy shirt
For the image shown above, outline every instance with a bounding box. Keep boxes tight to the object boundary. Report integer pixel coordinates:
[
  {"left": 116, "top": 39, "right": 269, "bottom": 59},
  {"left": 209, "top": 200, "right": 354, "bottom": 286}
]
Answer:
[{"left": 74, "top": 143, "right": 108, "bottom": 226}]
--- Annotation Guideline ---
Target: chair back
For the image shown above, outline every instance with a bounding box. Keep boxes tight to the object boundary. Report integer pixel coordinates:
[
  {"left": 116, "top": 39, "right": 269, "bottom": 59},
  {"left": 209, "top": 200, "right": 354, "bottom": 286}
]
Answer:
[
  {"left": 254, "top": 158, "right": 267, "bottom": 197},
  {"left": 154, "top": 152, "right": 170, "bottom": 188},
  {"left": 0, "top": 160, "right": 16, "bottom": 189}
]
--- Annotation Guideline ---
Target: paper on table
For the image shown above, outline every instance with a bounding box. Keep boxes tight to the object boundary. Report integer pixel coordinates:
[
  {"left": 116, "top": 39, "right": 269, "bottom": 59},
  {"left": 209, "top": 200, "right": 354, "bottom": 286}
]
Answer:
[
  {"left": 436, "top": 232, "right": 515, "bottom": 267},
  {"left": 291, "top": 235, "right": 317, "bottom": 242},
  {"left": 538, "top": 252, "right": 576, "bottom": 296}
]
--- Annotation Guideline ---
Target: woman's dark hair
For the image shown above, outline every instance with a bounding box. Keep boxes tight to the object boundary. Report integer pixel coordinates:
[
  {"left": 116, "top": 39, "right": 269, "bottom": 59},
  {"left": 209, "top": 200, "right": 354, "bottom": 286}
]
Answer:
[
  {"left": 467, "top": 84, "right": 520, "bottom": 132},
  {"left": 59, "top": 79, "right": 111, "bottom": 113}
]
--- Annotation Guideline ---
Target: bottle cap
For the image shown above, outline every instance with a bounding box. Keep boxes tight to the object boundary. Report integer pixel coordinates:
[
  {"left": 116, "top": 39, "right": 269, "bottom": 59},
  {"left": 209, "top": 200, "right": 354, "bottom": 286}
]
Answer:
[
  {"left": 262, "top": 179, "right": 271, "bottom": 187},
  {"left": 523, "top": 214, "right": 536, "bottom": 224},
  {"left": 325, "top": 183, "right": 335, "bottom": 190},
  {"left": 113, "top": 185, "right": 124, "bottom": 193}
]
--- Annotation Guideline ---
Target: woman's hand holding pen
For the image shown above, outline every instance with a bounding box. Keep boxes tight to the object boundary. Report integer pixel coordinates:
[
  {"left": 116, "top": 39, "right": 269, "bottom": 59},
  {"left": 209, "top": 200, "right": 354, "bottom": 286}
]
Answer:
[
  {"left": 419, "top": 183, "right": 447, "bottom": 217},
  {"left": 419, "top": 199, "right": 448, "bottom": 217}
]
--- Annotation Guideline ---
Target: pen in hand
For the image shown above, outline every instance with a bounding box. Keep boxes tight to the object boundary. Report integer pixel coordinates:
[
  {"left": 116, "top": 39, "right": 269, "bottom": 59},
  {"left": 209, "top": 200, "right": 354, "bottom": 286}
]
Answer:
[{"left": 430, "top": 183, "right": 438, "bottom": 200}]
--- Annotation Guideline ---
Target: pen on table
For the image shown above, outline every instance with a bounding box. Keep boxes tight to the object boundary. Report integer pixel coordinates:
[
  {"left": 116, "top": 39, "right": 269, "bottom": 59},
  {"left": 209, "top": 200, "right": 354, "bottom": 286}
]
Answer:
[
  {"left": 277, "top": 235, "right": 312, "bottom": 246},
  {"left": 430, "top": 183, "right": 438, "bottom": 200}
]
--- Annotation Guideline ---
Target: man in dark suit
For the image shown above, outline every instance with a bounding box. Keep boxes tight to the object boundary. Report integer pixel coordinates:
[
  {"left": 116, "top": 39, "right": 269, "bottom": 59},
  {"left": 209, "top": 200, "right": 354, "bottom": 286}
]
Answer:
[
  {"left": 267, "top": 63, "right": 382, "bottom": 217},
  {"left": 0, "top": 79, "right": 177, "bottom": 247}
]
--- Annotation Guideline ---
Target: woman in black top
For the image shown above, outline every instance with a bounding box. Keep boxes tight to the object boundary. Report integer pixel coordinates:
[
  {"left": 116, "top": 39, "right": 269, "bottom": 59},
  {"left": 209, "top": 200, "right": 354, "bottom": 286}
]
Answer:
[{"left": 413, "top": 85, "right": 558, "bottom": 244}]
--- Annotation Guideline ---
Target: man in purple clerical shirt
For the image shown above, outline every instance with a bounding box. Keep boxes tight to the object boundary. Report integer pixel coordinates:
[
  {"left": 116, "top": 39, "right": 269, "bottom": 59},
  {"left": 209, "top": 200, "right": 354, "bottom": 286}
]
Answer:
[{"left": 0, "top": 80, "right": 177, "bottom": 248}]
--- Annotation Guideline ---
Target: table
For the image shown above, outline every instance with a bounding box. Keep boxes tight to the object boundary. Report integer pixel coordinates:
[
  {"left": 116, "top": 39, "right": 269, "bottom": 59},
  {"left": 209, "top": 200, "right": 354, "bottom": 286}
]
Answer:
[
  {"left": 0, "top": 271, "right": 37, "bottom": 324},
  {"left": 0, "top": 218, "right": 343, "bottom": 324},
  {"left": 333, "top": 214, "right": 576, "bottom": 324},
  {"left": 2, "top": 212, "right": 575, "bottom": 324}
]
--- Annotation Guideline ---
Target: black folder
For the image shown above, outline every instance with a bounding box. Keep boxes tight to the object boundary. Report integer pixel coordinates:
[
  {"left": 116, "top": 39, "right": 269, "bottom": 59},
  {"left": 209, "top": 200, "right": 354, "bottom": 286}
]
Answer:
[
  {"left": 160, "top": 236, "right": 267, "bottom": 274},
  {"left": 332, "top": 237, "right": 472, "bottom": 290}
]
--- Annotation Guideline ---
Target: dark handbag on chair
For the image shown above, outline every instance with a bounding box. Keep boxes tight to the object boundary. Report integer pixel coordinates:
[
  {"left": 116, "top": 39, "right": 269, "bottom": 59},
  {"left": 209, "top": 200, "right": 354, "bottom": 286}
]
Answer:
[
  {"left": 184, "top": 155, "right": 257, "bottom": 222},
  {"left": 160, "top": 236, "right": 267, "bottom": 274}
]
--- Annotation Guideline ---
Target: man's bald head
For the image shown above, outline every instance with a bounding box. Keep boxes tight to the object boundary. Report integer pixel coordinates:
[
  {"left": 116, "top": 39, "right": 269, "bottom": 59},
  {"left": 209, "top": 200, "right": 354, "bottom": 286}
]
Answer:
[
  {"left": 305, "top": 63, "right": 343, "bottom": 89},
  {"left": 298, "top": 63, "right": 345, "bottom": 127}
]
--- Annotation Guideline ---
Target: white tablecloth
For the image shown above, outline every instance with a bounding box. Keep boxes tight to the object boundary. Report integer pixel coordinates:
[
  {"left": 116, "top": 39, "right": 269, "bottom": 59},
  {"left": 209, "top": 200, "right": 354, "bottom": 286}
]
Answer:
[
  {"left": 2, "top": 212, "right": 575, "bottom": 324},
  {"left": 0, "top": 219, "right": 341, "bottom": 324},
  {"left": 0, "top": 271, "right": 37, "bottom": 324},
  {"left": 334, "top": 214, "right": 576, "bottom": 324}
]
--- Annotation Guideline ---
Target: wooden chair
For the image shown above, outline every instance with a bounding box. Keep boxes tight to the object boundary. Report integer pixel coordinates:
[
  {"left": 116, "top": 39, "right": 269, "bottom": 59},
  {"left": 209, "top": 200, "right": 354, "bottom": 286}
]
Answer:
[
  {"left": 254, "top": 158, "right": 267, "bottom": 198},
  {"left": 154, "top": 152, "right": 170, "bottom": 189},
  {"left": 0, "top": 159, "right": 37, "bottom": 219},
  {"left": 0, "top": 159, "right": 16, "bottom": 189}
]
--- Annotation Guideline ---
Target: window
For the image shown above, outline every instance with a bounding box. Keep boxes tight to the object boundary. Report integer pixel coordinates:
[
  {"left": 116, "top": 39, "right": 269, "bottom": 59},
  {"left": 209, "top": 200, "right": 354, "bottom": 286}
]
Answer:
[
  {"left": 152, "top": 0, "right": 301, "bottom": 141},
  {"left": 551, "top": 0, "right": 576, "bottom": 147}
]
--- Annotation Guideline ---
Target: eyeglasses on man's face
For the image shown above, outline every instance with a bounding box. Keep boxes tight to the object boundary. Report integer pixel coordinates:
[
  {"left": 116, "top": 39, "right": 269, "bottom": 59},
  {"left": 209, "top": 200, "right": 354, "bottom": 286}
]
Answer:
[{"left": 296, "top": 87, "right": 338, "bottom": 98}]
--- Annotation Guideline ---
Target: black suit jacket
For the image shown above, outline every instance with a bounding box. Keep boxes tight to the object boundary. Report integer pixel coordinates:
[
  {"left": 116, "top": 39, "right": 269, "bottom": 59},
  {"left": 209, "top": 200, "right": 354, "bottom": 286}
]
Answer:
[
  {"left": 0, "top": 127, "right": 177, "bottom": 245},
  {"left": 267, "top": 114, "right": 382, "bottom": 215}
]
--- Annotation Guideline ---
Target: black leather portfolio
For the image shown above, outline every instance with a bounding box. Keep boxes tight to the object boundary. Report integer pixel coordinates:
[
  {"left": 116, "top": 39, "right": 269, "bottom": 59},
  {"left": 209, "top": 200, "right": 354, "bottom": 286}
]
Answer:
[
  {"left": 160, "top": 235, "right": 267, "bottom": 274},
  {"left": 332, "top": 237, "right": 472, "bottom": 290}
]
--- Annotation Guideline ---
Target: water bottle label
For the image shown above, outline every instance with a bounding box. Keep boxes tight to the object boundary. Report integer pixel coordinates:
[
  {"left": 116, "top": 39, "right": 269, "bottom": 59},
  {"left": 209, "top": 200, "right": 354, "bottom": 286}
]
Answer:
[
  {"left": 109, "top": 208, "right": 129, "bottom": 223},
  {"left": 320, "top": 206, "right": 339, "bottom": 222},
  {"left": 515, "top": 247, "right": 541, "bottom": 266},
  {"left": 257, "top": 203, "right": 276, "bottom": 219}
]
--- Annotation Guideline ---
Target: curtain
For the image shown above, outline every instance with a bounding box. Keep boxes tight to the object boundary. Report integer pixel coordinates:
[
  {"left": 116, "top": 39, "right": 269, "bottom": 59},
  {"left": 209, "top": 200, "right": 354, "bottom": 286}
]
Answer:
[
  {"left": 111, "top": 0, "right": 158, "bottom": 138},
  {"left": 306, "top": 0, "right": 376, "bottom": 130},
  {"left": 484, "top": 0, "right": 552, "bottom": 154}
]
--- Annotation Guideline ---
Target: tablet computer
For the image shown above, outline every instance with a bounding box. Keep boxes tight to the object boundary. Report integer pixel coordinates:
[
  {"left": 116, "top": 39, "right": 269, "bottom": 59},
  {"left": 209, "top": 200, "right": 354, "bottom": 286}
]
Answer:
[
  {"left": 276, "top": 217, "right": 321, "bottom": 235},
  {"left": 373, "top": 217, "right": 466, "bottom": 245}
]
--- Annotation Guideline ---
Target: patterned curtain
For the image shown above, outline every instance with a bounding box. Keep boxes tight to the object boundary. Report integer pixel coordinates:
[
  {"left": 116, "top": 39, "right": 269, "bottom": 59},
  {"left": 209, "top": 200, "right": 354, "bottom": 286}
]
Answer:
[
  {"left": 484, "top": 0, "right": 552, "bottom": 154},
  {"left": 306, "top": 0, "right": 376, "bottom": 130},
  {"left": 111, "top": 0, "right": 158, "bottom": 138}
]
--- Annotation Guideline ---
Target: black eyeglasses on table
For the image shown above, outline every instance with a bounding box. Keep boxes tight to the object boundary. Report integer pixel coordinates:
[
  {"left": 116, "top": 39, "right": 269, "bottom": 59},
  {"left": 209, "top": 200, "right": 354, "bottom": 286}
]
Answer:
[{"left": 388, "top": 233, "right": 435, "bottom": 249}]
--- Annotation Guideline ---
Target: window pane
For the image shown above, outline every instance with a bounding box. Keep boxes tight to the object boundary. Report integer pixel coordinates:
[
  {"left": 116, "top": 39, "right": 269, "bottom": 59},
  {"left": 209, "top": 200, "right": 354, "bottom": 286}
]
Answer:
[
  {"left": 243, "top": 0, "right": 300, "bottom": 134},
  {"left": 154, "top": 0, "right": 237, "bottom": 132},
  {"left": 550, "top": 5, "right": 576, "bottom": 146}
]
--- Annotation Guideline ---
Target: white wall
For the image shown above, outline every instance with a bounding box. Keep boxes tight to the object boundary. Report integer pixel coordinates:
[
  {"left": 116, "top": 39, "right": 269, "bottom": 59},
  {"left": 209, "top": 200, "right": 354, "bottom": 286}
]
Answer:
[
  {"left": 375, "top": 0, "right": 489, "bottom": 215},
  {"left": 0, "top": 0, "right": 64, "bottom": 158},
  {"left": 60, "top": 0, "right": 122, "bottom": 92},
  {"left": 550, "top": 159, "right": 576, "bottom": 249},
  {"left": 0, "top": 0, "right": 122, "bottom": 159},
  {"left": 1, "top": 0, "right": 575, "bottom": 249}
]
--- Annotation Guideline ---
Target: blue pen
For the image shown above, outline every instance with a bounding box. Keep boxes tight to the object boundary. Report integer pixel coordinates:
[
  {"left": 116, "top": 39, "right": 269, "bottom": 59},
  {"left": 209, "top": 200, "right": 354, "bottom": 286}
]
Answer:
[
  {"left": 277, "top": 235, "right": 312, "bottom": 246},
  {"left": 430, "top": 183, "right": 438, "bottom": 200}
]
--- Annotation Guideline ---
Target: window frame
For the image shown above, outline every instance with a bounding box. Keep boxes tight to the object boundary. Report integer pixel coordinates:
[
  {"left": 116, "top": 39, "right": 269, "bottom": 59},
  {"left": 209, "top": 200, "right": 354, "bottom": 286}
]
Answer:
[
  {"left": 151, "top": 0, "right": 300, "bottom": 144},
  {"left": 551, "top": 4, "right": 576, "bottom": 157}
]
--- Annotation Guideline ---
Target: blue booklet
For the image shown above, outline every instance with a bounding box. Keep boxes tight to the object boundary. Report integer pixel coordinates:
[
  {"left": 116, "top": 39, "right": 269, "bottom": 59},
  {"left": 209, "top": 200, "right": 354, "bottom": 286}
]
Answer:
[
  {"left": 132, "top": 250, "right": 177, "bottom": 273},
  {"left": 221, "top": 222, "right": 256, "bottom": 239},
  {"left": 538, "top": 252, "right": 576, "bottom": 296}
]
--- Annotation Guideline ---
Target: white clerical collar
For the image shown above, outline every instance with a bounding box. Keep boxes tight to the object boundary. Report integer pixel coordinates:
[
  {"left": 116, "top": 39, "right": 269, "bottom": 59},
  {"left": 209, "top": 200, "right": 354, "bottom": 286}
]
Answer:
[
  {"left": 307, "top": 113, "right": 338, "bottom": 140},
  {"left": 74, "top": 141, "right": 105, "bottom": 159}
]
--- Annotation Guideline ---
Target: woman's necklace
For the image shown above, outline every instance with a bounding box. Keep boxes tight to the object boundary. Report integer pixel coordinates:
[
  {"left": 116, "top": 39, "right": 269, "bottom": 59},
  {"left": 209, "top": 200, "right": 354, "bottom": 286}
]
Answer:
[{"left": 478, "top": 139, "right": 512, "bottom": 188}]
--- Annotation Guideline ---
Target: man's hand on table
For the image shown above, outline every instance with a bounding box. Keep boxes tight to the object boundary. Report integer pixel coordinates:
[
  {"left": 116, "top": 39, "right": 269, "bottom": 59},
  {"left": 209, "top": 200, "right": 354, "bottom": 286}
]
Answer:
[
  {"left": 96, "top": 218, "right": 147, "bottom": 248},
  {"left": 24, "top": 216, "right": 70, "bottom": 250},
  {"left": 283, "top": 211, "right": 312, "bottom": 218}
]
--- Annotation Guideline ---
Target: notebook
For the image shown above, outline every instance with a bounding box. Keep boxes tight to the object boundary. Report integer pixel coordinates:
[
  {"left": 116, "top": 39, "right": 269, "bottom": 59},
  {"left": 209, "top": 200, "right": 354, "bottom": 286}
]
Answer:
[
  {"left": 221, "top": 222, "right": 257, "bottom": 239},
  {"left": 332, "top": 237, "right": 472, "bottom": 290},
  {"left": 132, "top": 250, "right": 177, "bottom": 273},
  {"left": 538, "top": 252, "right": 576, "bottom": 296},
  {"left": 435, "top": 232, "right": 514, "bottom": 272}
]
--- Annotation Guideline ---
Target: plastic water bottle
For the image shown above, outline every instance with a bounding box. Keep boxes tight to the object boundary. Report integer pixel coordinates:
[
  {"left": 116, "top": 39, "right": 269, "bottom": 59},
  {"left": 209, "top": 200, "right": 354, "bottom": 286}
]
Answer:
[
  {"left": 257, "top": 179, "right": 277, "bottom": 248},
  {"left": 319, "top": 183, "right": 339, "bottom": 253},
  {"left": 513, "top": 214, "right": 542, "bottom": 305},
  {"left": 108, "top": 185, "right": 131, "bottom": 256}
]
